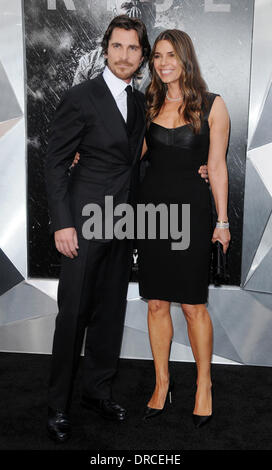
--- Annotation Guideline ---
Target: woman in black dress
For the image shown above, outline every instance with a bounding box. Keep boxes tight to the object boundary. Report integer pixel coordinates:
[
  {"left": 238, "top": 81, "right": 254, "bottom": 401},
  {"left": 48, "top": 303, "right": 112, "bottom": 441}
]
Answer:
[{"left": 137, "top": 30, "right": 230, "bottom": 426}]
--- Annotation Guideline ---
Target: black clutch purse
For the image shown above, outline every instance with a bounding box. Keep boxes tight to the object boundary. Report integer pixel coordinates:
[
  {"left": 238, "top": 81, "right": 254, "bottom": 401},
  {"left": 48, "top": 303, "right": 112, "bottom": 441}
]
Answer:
[{"left": 212, "top": 241, "right": 230, "bottom": 286}]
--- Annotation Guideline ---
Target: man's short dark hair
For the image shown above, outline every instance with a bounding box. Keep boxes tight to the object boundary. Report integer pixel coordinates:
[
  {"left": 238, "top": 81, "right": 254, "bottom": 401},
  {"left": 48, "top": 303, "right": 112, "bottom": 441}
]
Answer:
[{"left": 101, "top": 15, "right": 151, "bottom": 72}]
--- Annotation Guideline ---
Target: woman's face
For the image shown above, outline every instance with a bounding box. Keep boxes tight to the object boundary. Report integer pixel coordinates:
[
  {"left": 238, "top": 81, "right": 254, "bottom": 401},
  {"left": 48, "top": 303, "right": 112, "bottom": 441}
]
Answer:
[{"left": 153, "top": 40, "right": 183, "bottom": 85}]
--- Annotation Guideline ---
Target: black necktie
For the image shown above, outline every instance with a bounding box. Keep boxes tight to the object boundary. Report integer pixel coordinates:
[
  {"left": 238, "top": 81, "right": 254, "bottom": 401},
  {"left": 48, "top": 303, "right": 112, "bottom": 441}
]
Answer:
[{"left": 125, "top": 85, "right": 136, "bottom": 135}]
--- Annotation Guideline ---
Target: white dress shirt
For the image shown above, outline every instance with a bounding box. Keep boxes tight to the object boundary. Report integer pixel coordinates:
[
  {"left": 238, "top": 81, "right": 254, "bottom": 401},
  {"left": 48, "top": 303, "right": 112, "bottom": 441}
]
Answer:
[{"left": 103, "top": 66, "right": 133, "bottom": 122}]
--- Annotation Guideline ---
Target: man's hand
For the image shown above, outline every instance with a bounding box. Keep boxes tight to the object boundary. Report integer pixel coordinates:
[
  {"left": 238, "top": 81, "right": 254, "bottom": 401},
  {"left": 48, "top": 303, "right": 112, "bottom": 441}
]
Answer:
[
  {"left": 198, "top": 164, "right": 209, "bottom": 183},
  {"left": 71, "top": 152, "right": 80, "bottom": 168},
  {"left": 54, "top": 227, "right": 79, "bottom": 258}
]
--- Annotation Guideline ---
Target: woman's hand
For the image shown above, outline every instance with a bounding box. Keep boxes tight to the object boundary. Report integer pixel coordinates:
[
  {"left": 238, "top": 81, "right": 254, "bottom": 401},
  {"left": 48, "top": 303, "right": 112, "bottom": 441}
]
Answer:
[
  {"left": 71, "top": 152, "right": 80, "bottom": 167},
  {"left": 198, "top": 164, "right": 208, "bottom": 183},
  {"left": 212, "top": 227, "right": 231, "bottom": 254}
]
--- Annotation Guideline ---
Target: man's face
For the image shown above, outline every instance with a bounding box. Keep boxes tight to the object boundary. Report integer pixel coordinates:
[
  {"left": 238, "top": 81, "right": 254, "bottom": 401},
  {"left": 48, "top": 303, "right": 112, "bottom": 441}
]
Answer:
[{"left": 105, "top": 27, "right": 143, "bottom": 82}]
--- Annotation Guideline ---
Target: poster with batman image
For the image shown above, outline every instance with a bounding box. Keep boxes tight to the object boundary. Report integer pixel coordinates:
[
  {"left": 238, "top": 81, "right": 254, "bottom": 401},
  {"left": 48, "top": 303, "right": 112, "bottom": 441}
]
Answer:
[{"left": 24, "top": 0, "right": 254, "bottom": 285}]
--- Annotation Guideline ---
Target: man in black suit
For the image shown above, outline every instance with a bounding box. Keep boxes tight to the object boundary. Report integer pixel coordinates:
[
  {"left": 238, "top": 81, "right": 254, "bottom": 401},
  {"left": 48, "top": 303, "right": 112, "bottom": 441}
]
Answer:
[{"left": 45, "top": 15, "right": 150, "bottom": 442}]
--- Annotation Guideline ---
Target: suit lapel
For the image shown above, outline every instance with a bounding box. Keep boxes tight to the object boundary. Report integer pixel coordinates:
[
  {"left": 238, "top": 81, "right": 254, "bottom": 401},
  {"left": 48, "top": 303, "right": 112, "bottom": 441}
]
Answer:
[
  {"left": 87, "top": 75, "right": 146, "bottom": 164},
  {"left": 87, "top": 74, "right": 129, "bottom": 155}
]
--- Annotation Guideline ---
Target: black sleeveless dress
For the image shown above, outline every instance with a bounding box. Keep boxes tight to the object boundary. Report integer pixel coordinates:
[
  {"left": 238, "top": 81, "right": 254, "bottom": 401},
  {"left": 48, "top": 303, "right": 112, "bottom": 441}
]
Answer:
[{"left": 137, "top": 93, "right": 219, "bottom": 304}]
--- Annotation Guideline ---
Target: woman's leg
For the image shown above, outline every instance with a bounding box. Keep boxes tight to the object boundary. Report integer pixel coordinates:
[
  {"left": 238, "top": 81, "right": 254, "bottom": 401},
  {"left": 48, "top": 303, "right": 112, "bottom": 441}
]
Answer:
[
  {"left": 147, "top": 299, "right": 173, "bottom": 409},
  {"left": 181, "top": 303, "right": 213, "bottom": 415}
]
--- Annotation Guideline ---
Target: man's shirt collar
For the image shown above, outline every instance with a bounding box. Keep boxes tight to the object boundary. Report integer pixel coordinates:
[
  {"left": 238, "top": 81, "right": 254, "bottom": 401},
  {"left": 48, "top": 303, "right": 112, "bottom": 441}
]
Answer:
[{"left": 103, "top": 66, "right": 133, "bottom": 98}]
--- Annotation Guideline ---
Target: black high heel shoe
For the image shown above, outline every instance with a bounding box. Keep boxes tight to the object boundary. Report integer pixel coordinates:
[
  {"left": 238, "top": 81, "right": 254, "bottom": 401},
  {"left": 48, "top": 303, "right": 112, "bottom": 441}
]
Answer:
[
  {"left": 142, "top": 378, "right": 174, "bottom": 421},
  {"left": 192, "top": 386, "right": 213, "bottom": 428}
]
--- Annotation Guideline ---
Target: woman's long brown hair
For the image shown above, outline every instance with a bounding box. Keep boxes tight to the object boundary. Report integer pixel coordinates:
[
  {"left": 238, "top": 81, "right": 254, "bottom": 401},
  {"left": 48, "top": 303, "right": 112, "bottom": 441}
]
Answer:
[{"left": 146, "top": 29, "right": 208, "bottom": 133}]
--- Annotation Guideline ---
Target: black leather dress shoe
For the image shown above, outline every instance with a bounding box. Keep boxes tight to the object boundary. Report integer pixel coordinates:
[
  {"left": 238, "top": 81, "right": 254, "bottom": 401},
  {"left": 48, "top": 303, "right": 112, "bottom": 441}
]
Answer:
[
  {"left": 81, "top": 397, "right": 127, "bottom": 422},
  {"left": 47, "top": 407, "right": 71, "bottom": 443}
]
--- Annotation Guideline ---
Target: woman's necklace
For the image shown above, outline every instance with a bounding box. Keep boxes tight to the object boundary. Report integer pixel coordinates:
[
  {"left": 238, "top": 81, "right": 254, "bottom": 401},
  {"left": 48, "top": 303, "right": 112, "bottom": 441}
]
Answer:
[{"left": 166, "top": 92, "right": 182, "bottom": 102}]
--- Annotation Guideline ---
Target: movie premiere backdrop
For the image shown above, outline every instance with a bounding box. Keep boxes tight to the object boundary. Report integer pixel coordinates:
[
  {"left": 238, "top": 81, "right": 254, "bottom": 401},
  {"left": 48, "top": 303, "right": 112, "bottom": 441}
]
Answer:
[{"left": 24, "top": 0, "right": 254, "bottom": 284}]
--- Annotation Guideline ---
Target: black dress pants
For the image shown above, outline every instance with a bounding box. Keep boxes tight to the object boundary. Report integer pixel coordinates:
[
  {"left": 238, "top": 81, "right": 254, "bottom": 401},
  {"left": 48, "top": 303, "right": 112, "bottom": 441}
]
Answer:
[{"left": 48, "top": 236, "right": 133, "bottom": 412}]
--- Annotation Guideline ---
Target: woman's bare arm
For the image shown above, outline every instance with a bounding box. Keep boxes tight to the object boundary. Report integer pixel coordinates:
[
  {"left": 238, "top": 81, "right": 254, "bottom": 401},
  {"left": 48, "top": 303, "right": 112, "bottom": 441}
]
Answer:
[{"left": 207, "top": 96, "right": 231, "bottom": 252}]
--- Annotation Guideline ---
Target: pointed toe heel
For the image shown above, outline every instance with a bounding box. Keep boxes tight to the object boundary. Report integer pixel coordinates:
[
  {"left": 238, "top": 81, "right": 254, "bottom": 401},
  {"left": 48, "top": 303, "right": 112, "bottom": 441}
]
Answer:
[
  {"left": 142, "top": 378, "right": 174, "bottom": 422},
  {"left": 192, "top": 385, "right": 213, "bottom": 428},
  {"left": 192, "top": 413, "right": 212, "bottom": 428}
]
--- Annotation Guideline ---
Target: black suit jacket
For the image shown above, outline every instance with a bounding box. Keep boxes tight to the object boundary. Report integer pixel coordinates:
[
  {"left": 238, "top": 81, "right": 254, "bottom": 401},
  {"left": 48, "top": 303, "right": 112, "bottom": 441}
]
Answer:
[{"left": 45, "top": 74, "right": 146, "bottom": 238}]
